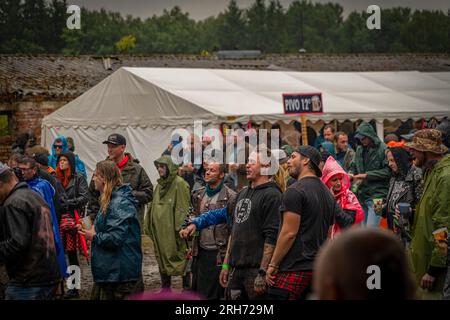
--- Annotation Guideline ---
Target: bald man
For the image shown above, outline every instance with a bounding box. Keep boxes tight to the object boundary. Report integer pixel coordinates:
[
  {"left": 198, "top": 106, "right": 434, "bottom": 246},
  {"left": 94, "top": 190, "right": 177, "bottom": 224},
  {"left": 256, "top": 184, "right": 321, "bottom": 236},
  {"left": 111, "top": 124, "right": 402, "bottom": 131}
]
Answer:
[{"left": 313, "top": 228, "right": 416, "bottom": 300}]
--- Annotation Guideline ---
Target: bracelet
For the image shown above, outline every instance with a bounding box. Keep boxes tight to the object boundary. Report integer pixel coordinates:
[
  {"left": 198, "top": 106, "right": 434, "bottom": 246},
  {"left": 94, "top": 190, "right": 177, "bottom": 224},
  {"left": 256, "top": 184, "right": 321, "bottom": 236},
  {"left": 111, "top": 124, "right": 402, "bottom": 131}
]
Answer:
[
  {"left": 268, "top": 263, "right": 279, "bottom": 269},
  {"left": 222, "top": 263, "right": 230, "bottom": 270}
]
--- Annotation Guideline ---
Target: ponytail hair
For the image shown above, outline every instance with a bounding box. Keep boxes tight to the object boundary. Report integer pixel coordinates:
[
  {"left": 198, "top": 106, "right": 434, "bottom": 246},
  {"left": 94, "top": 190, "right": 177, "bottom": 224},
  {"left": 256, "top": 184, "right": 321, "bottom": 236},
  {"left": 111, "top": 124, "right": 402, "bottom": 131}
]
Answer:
[{"left": 96, "top": 160, "right": 123, "bottom": 214}]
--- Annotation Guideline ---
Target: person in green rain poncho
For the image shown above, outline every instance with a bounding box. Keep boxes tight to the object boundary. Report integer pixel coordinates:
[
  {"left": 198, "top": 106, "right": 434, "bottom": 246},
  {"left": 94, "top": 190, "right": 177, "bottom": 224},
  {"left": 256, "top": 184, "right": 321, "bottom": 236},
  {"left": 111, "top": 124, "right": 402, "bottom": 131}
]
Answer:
[
  {"left": 145, "top": 155, "right": 191, "bottom": 291},
  {"left": 406, "top": 129, "right": 450, "bottom": 300}
]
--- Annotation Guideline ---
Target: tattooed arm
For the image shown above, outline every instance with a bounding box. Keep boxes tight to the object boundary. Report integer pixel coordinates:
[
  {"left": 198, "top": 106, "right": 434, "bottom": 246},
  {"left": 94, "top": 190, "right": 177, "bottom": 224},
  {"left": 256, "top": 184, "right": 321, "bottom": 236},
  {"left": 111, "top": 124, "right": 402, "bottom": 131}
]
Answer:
[
  {"left": 254, "top": 242, "right": 275, "bottom": 295},
  {"left": 260, "top": 242, "right": 275, "bottom": 271}
]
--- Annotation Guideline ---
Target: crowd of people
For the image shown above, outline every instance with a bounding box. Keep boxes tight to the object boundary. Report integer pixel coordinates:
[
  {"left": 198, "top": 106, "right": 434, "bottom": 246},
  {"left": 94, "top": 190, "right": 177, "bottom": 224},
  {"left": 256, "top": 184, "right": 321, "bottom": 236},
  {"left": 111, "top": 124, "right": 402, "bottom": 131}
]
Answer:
[{"left": 0, "top": 118, "right": 449, "bottom": 301}]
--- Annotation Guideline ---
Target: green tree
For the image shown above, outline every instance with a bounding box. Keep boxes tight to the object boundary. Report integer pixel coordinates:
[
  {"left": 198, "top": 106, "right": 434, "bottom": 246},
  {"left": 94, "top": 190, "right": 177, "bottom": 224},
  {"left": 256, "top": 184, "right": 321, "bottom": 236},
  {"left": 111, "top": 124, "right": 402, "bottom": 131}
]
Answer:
[
  {"left": 48, "top": 0, "right": 67, "bottom": 53},
  {"left": 340, "top": 11, "right": 374, "bottom": 53},
  {"left": 152, "top": 6, "right": 197, "bottom": 53},
  {"left": 22, "top": 0, "right": 49, "bottom": 53},
  {"left": 246, "top": 0, "right": 267, "bottom": 50},
  {"left": 0, "top": 0, "right": 25, "bottom": 53},
  {"left": 195, "top": 16, "right": 222, "bottom": 52},
  {"left": 266, "top": 0, "right": 288, "bottom": 52},
  {"left": 133, "top": 15, "right": 159, "bottom": 53},
  {"left": 62, "top": 8, "right": 128, "bottom": 55},
  {"left": 2, "top": 0, "right": 450, "bottom": 55},
  {"left": 217, "top": 0, "right": 247, "bottom": 50},
  {"left": 306, "top": 2, "right": 344, "bottom": 53},
  {"left": 367, "top": 7, "right": 411, "bottom": 53},
  {"left": 403, "top": 10, "right": 449, "bottom": 53}
]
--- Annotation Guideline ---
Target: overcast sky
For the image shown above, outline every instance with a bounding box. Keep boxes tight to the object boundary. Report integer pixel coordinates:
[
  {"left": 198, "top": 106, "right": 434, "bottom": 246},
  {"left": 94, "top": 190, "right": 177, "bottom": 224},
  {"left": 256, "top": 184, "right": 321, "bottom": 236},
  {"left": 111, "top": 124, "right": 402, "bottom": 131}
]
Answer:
[{"left": 71, "top": 0, "right": 450, "bottom": 20}]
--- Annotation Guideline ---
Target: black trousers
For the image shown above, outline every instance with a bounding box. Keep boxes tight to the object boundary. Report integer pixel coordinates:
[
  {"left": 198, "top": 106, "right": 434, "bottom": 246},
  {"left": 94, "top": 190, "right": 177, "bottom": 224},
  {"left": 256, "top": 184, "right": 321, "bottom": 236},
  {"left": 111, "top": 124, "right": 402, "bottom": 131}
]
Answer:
[
  {"left": 0, "top": 265, "right": 7, "bottom": 300},
  {"left": 191, "top": 248, "right": 224, "bottom": 300},
  {"left": 226, "top": 267, "right": 267, "bottom": 300}
]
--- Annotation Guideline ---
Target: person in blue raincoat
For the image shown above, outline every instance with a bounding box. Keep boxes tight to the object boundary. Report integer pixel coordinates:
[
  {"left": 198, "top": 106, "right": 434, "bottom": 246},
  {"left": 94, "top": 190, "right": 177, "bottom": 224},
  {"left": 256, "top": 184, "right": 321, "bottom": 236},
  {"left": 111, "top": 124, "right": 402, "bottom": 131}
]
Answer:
[
  {"left": 16, "top": 157, "right": 67, "bottom": 282},
  {"left": 48, "top": 136, "right": 87, "bottom": 179},
  {"left": 79, "top": 160, "right": 142, "bottom": 300}
]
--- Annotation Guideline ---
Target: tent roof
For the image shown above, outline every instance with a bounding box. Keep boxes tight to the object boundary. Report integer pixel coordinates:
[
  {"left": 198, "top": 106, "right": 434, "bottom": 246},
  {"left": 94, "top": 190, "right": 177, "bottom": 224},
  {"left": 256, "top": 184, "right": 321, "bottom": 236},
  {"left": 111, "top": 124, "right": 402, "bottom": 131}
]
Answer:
[{"left": 42, "top": 68, "right": 450, "bottom": 128}]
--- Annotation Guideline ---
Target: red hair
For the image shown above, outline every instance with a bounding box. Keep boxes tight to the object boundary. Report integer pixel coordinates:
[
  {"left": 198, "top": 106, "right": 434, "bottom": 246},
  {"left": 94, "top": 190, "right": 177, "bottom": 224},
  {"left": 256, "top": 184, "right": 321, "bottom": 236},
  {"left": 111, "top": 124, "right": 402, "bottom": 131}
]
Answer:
[{"left": 56, "top": 157, "right": 72, "bottom": 188}]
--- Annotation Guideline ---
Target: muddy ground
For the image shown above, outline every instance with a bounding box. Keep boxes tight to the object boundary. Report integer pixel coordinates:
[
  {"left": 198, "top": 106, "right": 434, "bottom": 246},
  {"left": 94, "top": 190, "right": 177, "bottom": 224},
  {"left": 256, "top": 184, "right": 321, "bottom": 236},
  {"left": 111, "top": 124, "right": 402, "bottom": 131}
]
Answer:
[
  {"left": 78, "top": 235, "right": 182, "bottom": 299},
  {"left": 0, "top": 236, "right": 182, "bottom": 300}
]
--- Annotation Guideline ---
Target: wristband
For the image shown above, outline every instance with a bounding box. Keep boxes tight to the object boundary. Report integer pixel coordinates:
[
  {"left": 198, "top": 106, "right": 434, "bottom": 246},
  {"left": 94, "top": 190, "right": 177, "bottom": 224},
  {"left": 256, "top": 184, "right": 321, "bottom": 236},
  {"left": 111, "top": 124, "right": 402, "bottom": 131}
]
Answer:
[{"left": 222, "top": 264, "right": 230, "bottom": 270}]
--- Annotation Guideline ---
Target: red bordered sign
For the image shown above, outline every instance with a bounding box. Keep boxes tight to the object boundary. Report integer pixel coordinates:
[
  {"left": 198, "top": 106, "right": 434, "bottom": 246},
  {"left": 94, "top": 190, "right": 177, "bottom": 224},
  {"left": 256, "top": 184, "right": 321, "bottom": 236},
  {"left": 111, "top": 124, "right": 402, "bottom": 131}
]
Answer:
[{"left": 282, "top": 93, "right": 324, "bottom": 115}]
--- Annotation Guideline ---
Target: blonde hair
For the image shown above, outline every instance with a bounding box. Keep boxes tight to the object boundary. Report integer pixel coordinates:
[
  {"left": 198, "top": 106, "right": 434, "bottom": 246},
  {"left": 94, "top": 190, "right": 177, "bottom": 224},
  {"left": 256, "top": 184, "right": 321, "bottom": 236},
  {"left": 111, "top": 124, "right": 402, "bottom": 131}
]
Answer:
[
  {"left": 273, "top": 163, "right": 288, "bottom": 193},
  {"left": 96, "top": 160, "right": 123, "bottom": 214}
]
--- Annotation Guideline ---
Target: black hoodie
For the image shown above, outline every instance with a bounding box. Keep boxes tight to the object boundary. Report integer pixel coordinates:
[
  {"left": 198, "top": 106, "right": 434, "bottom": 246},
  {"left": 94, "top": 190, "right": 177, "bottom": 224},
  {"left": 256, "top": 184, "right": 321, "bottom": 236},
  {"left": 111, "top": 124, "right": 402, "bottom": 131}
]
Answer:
[{"left": 229, "top": 181, "right": 281, "bottom": 268}]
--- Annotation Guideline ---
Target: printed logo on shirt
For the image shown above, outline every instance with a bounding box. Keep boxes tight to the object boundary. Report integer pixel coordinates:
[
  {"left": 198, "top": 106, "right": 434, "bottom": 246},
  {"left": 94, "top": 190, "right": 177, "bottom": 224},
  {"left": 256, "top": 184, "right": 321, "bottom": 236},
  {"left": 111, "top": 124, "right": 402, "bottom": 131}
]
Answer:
[{"left": 235, "top": 198, "right": 252, "bottom": 224}]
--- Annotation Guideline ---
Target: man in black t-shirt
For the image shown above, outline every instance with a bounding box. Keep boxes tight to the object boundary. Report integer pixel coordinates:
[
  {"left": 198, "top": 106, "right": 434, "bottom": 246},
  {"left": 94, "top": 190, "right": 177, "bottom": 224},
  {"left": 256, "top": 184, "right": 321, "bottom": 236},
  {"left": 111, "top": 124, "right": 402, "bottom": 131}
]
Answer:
[
  {"left": 219, "top": 149, "right": 281, "bottom": 300},
  {"left": 266, "top": 146, "right": 339, "bottom": 300}
]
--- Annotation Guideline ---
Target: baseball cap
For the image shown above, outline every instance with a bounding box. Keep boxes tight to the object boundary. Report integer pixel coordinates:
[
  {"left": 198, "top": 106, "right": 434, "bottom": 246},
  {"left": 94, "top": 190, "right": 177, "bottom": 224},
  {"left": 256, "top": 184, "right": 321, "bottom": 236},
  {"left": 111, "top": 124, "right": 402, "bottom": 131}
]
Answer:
[
  {"left": 103, "top": 133, "right": 126, "bottom": 146},
  {"left": 32, "top": 153, "right": 49, "bottom": 167},
  {"left": 271, "top": 149, "right": 289, "bottom": 165},
  {"left": 294, "top": 145, "right": 322, "bottom": 177},
  {"left": 0, "top": 162, "right": 11, "bottom": 176}
]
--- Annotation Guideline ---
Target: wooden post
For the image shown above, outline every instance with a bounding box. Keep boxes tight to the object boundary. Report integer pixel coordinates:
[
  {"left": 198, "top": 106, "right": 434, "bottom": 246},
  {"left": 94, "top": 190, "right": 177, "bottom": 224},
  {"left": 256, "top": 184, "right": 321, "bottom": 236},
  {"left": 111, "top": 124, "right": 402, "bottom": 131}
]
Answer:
[{"left": 301, "top": 115, "right": 308, "bottom": 146}]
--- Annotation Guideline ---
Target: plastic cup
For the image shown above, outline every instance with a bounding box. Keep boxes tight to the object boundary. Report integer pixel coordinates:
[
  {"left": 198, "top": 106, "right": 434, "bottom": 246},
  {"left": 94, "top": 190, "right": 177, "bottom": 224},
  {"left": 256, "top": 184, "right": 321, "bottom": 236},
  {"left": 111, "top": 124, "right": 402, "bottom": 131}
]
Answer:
[
  {"left": 373, "top": 198, "right": 383, "bottom": 215},
  {"left": 81, "top": 216, "right": 92, "bottom": 230},
  {"left": 398, "top": 203, "right": 411, "bottom": 217}
]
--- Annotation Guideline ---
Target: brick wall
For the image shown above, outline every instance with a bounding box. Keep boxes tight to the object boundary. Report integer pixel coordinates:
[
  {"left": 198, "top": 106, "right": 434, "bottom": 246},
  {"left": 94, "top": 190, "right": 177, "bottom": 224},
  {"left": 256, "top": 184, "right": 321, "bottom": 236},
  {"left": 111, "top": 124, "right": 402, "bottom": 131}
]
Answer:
[{"left": 0, "top": 98, "right": 69, "bottom": 163}]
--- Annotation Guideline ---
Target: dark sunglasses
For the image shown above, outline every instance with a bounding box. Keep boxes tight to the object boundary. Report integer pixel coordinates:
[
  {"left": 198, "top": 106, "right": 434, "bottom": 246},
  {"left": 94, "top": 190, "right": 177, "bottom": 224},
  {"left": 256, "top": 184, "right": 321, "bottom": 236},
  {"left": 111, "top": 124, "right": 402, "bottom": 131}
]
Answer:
[{"left": 54, "top": 145, "right": 63, "bottom": 149}]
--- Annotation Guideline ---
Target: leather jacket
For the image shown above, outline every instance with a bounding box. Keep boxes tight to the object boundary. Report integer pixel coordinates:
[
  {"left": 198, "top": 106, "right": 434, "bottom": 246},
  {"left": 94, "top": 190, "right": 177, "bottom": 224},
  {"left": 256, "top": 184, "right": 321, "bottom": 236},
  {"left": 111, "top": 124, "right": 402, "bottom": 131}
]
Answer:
[
  {"left": 0, "top": 182, "right": 61, "bottom": 286},
  {"left": 191, "top": 184, "right": 237, "bottom": 260}
]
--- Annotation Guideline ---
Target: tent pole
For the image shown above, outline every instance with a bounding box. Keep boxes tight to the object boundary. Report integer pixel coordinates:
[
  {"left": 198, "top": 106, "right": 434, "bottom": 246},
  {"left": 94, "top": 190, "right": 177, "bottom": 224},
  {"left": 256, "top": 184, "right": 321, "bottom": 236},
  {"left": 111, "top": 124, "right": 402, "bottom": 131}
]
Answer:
[
  {"left": 40, "top": 125, "right": 46, "bottom": 147},
  {"left": 301, "top": 115, "right": 308, "bottom": 146},
  {"left": 376, "top": 119, "right": 384, "bottom": 142}
]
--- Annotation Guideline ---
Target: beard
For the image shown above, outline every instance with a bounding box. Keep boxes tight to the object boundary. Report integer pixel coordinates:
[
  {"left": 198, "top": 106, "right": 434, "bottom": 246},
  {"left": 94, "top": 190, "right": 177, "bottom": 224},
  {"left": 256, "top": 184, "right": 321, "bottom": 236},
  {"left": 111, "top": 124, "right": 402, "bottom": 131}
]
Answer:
[
  {"left": 337, "top": 145, "right": 347, "bottom": 153},
  {"left": 413, "top": 156, "right": 423, "bottom": 168},
  {"left": 289, "top": 166, "right": 300, "bottom": 180},
  {"left": 206, "top": 176, "right": 219, "bottom": 186}
]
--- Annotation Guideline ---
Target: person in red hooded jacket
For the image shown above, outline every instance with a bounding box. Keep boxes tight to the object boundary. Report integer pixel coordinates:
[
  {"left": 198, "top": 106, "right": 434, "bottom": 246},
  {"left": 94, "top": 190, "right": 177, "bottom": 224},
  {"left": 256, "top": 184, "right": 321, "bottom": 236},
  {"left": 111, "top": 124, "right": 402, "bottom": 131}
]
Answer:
[{"left": 321, "top": 156, "right": 364, "bottom": 238}]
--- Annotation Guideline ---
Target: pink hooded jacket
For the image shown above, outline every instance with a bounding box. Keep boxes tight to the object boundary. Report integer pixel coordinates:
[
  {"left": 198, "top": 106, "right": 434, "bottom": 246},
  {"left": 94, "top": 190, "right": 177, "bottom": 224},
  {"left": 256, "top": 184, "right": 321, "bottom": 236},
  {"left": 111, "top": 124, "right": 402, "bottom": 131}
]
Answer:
[{"left": 321, "top": 156, "right": 364, "bottom": 238}]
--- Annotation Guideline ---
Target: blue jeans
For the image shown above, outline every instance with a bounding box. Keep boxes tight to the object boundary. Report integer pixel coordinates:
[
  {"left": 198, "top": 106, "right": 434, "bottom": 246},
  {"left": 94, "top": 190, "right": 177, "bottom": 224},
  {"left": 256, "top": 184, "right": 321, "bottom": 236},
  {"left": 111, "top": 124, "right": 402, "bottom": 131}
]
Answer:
[
  {"left": 5, "top": 284, "right": 55, "bottom": 300},
  {"left": 363, "top": 199, "right": 381, "bottom": 227}
]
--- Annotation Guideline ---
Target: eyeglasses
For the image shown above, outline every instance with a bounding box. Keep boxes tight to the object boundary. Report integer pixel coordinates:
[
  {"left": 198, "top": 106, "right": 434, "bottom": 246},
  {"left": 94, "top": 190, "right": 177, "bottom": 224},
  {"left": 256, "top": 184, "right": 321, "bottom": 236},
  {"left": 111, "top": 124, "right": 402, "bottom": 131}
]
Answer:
[{"left": 54, "top": 145, "right": 63, "bottom": 149}]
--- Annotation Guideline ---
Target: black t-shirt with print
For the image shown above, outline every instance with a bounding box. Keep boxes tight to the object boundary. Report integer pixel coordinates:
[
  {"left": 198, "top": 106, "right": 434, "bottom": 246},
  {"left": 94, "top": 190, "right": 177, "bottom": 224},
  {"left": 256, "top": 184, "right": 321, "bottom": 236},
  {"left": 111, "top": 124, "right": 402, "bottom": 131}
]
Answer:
[
  {"left": 279, "top": 176, "right": 338, "bottom": 272},
  {"left": 229, "top": 181, "right": 281, "bottom": 268}
]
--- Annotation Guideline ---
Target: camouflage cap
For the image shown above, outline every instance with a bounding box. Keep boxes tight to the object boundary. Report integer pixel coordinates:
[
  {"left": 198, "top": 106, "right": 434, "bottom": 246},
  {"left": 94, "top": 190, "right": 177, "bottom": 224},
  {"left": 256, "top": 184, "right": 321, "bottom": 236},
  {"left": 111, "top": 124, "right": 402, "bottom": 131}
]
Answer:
[{"left": 405, "top": 129, "right": 449, "bottom": 155}]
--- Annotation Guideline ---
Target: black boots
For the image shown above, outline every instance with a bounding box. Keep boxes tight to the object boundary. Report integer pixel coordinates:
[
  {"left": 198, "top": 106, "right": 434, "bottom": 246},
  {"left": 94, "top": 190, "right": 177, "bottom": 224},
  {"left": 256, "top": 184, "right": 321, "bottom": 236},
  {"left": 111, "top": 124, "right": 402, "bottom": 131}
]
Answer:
[
  {"left": 182, "top": 274, "right": 191, "bottom": 291},
  {"left": 160, "top": 274, "right": 172, "bottom": 290},
  {"left": 160, "top": 274, "right": 190, "bottom": 291}
]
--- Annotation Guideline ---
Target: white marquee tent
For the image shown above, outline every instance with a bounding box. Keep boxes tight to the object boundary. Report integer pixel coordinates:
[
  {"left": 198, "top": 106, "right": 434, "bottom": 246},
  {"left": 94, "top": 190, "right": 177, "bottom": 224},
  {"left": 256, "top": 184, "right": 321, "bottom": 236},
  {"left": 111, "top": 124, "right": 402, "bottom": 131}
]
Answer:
[{"left": 42, "top": 67, "right": 450, "bottom": 181}]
